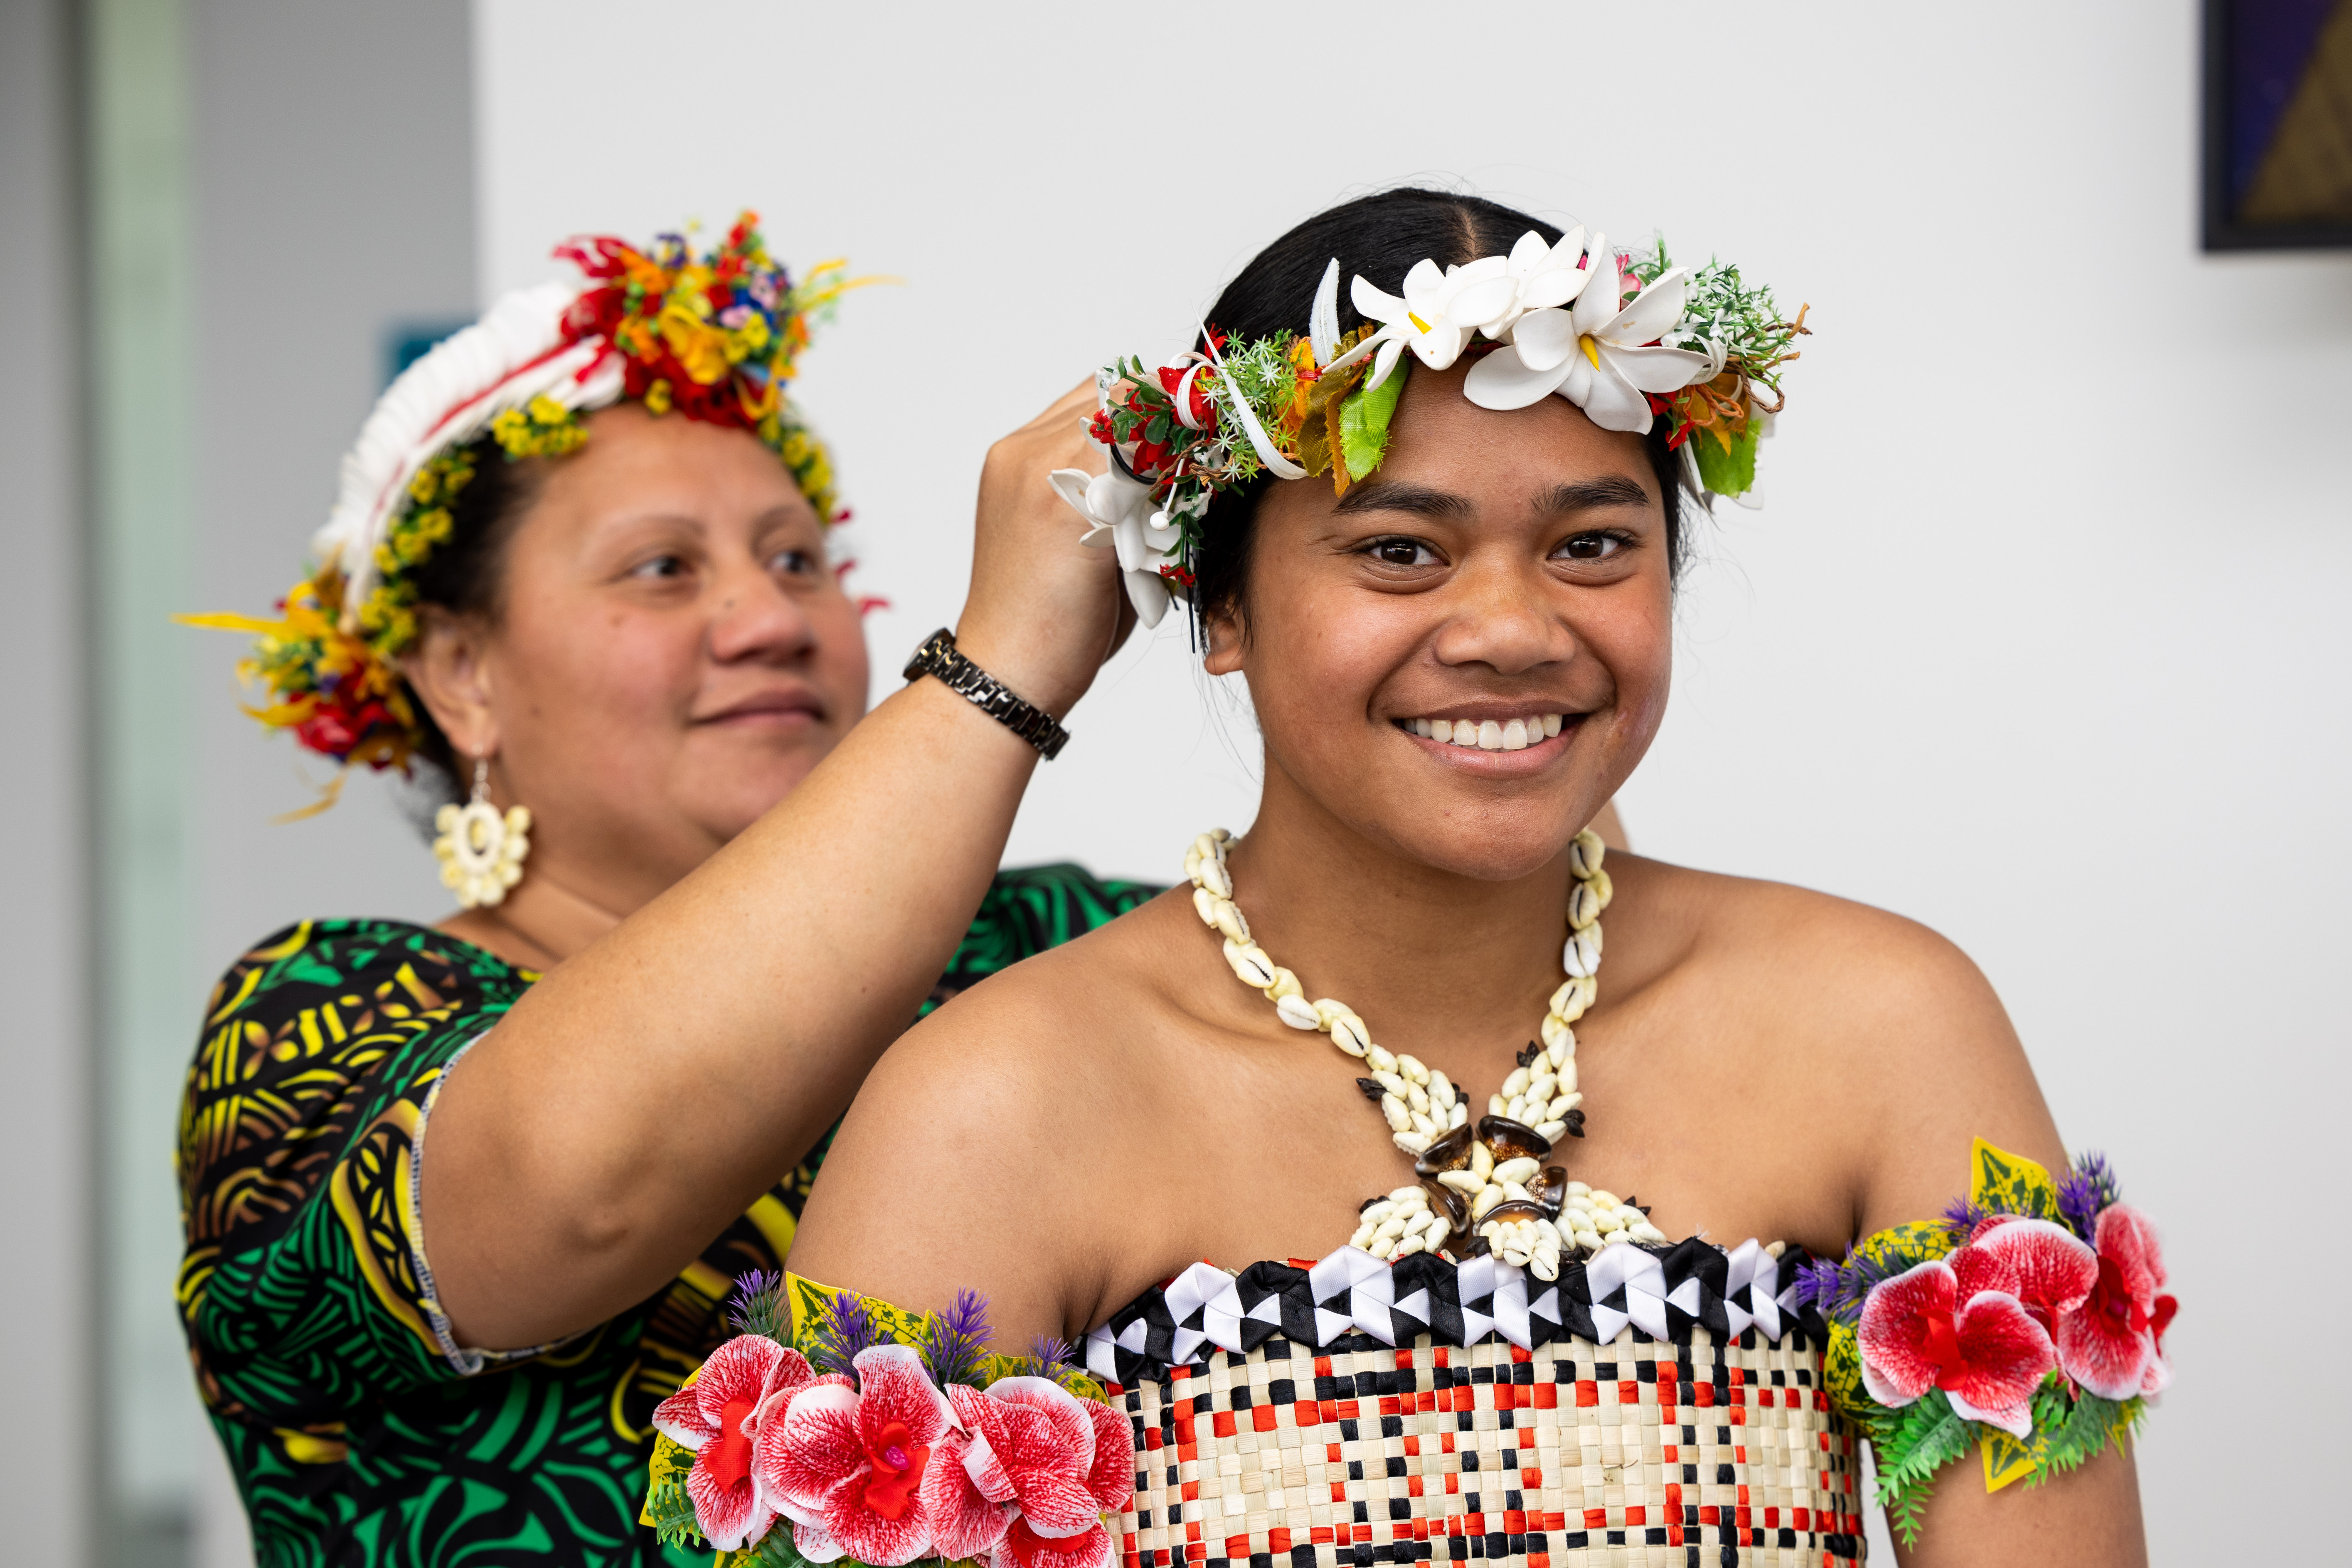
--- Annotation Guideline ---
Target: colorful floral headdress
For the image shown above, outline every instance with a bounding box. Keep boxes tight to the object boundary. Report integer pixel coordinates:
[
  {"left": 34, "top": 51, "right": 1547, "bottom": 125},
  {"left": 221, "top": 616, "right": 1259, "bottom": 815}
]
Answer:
[
  {"left": 1051, "top": 225, "right": 1807, "bottom": 628},
  {"left": 183, "top": 212, "right": 872, "bottom": 811}
]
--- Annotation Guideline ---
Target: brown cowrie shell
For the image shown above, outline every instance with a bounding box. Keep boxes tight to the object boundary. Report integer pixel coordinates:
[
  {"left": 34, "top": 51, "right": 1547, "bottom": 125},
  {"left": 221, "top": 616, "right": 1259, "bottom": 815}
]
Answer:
[
  {"left": 1476, "top": 1115, "right": 1554, "bottom": 1163},
  {"left": 1414, "top": 1123, "right": 1475, "bottom": 1176}
]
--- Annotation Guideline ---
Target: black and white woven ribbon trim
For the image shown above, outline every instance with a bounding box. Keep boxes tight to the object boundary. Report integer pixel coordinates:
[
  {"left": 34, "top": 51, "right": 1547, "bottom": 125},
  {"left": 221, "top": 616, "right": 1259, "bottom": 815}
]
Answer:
[{"left": 1084, "top": 1237, "right": 1820, "bottom": 1385}]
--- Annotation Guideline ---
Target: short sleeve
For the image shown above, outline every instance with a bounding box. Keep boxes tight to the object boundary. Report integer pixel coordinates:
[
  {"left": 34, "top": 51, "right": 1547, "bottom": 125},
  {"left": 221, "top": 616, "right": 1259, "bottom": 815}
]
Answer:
[{"left": 177, "top": 920, "right": 537, "bottom": 1432}]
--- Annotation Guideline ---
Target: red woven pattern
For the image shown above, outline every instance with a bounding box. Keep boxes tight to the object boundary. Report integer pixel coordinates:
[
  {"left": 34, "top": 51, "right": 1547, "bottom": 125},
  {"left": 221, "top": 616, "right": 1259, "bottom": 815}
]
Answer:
[{"left": 1108, "top": 1328, "right": 1864, "bottom": 1568}]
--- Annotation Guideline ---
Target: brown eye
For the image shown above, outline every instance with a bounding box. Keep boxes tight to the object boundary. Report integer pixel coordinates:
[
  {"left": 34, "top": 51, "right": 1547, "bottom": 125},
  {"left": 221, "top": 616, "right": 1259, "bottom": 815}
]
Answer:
[
  {"left": 1370, "top": 538, "right": 1436, "bottom": 566},
  {"left": 1557, "top": 533, "right": 1624, "bottom": 562}
]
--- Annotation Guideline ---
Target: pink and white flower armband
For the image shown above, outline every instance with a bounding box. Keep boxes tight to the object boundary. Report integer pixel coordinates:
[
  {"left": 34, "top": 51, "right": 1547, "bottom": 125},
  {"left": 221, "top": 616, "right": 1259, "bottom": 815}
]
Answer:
[
  {"left": 1795, "top": 1141, "right": 2175, "bottom": 1546},
  {"left": 640, "top": 1273, "right": 1137, "bottom": 1568}
]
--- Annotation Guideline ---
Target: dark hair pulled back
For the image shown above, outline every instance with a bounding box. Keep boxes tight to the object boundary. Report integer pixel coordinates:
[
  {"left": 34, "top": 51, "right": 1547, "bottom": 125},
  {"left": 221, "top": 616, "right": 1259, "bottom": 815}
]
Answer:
[
  {"left": 1190, "top": 188, "right": 1687, "bottom": 630},
  {"left": 400, "top": 434, "right": 548, "bottom": 799}
]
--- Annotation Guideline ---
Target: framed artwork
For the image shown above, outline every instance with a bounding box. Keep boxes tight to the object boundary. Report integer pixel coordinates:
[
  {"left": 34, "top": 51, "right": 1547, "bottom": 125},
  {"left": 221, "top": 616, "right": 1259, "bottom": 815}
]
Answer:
[{"left": 2202, "top": 0, "right": 2352, "bottom": 249}]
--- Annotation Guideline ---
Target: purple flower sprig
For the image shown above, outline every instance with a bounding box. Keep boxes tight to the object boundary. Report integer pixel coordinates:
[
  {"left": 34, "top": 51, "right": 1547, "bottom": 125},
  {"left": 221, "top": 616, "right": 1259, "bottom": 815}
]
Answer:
[
  {"left": 1015, "top": 1334, "right": 1093, "bottom": 1394},
  {"left": 919, "top": 1289, "right": 993, "bottom": 1389},
  {"left": 2056, "top": 1151, "right": 2121, "bottom": 1242},
  {"left": 1938, "top": 1196, "right": 1996, "bottom": 1244},
  {"left": 727, "top": 1269, "right": 791, "bottom": 1342},
  {"left": 807, "top": 1290, "right": 884, "bottom": 1382},
  {"left": 1791, "top": 1244, "right": 1939, "bottom": 1327}
]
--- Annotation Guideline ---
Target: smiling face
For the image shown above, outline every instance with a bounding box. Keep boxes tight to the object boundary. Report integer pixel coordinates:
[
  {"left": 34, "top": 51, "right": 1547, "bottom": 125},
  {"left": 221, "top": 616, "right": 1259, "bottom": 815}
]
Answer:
[
  {"left": 1204, "top": 364, "right": 1673, "bottom": 882},
  {"left": 419, "top": 402, "right": 870, "bottom": 912}
]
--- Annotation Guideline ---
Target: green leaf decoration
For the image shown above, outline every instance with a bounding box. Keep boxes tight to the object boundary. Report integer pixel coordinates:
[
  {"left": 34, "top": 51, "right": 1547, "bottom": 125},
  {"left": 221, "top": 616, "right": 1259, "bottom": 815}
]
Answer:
[
  {"left": 1692, "top": 424, "right": 1758, "bottom": 497},
  {"left": 1867, "top": 1391, "right": 1974, "bottom": 1548},
  {"left": 733, "top": 1517, "right": 834, "bottom": 1568},
  {"left": 641, "top": 1475, "right": 700, "bottom": 1550},
  {"left": 1339, "top": 362, "right": 1408, "bottom": 483}
]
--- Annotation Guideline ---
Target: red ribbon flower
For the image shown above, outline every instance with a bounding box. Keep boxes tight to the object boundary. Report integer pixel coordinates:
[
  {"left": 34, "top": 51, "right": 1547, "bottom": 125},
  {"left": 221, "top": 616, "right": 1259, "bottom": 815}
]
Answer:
[
  {"left": 946, "top": 1376, "right": 1136, "bottom": 1568},
  {"left": 2055, "top": 1204, "right": 2177, "bottom": 1400},
  {"left": 650, "top": 1337, "right": 825, "bottom": 1552},
  {"left": 754, "top": 1344, "right": 973, "bottom": 1566},
  {"left": 1855, "top": 1228, "right": 2075, "bottom": 1437}
]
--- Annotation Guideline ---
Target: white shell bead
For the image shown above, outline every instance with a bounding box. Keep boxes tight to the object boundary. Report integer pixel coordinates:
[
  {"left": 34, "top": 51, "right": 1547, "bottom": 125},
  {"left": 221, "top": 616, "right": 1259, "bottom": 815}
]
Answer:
[
  {"left": 1223, "top": 940, "right": 1277, "bottom": 988},
  {"left": 1470, "top": 1142, "right": 1494, "bottom": 1182},
  {"left": 1389, "top": 1186, "right": 1427, "bottom": 1205},
  {"left": 1447, "top": 1103, "right": 1468, "bottom": 1128},
  {"left": 1428, "top": 1071, "right": 1456, "bottom": 1110},
  {"left": 1437, "top": 1171, "right": 1483, "bottom": 1194},
  {"left": 1534, "top": 1120, "right": 1568, "bottom": 1142},
  {"left": 1392, "top": 1131, "right": 1431, "bottom": 1155},
  {"left": 1192, "top": 886, "right": 1220, "bottom": 927},
  {"left": 1365, "top": 1045, "right": 1398, "bottom": 1073},
  {"left": 1263, "top": 966, "right": 1303, "bottom": 1001},
  {"left": 1276, "top": 994, "right": 1324, "bottom": 1030},
  {"left": 1570, "top": 829, "right": 1604, "bottom": 878},
  {"left": 1198, "top": 857, "right": 1233, "bottom": 899},
  {"left": 1330, "top": 1017, "right": 1371, "bottom": 1058},
  {"left": 1501, "top": 1066, "right": 1531, "bottom": 1099},
  {"left": 1380, "top": 1095, "right": 1411, "bottom": 1132},
  {"left": 1492, "top": 1156, "right": 1539, "bottom": 1186}
]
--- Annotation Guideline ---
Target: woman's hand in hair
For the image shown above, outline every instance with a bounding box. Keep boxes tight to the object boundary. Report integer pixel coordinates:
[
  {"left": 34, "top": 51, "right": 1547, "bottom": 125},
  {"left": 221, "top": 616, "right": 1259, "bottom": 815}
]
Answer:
[{"left": 956, "top": 379, "right": 1135, "bottom": 720}]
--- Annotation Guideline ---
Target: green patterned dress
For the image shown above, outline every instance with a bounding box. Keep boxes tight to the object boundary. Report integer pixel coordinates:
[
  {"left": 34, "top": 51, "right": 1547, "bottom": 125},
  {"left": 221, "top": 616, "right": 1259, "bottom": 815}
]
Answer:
[{"left": 177, "top": 865, "right": 1156, "bottom": 1568}]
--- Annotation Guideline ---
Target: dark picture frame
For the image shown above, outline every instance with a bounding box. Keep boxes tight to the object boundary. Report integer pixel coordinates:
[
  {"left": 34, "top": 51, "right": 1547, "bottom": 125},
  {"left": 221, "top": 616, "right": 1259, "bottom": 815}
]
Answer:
[{"left": 2202, "top": 0, "right": 2352, "bottom": 250}]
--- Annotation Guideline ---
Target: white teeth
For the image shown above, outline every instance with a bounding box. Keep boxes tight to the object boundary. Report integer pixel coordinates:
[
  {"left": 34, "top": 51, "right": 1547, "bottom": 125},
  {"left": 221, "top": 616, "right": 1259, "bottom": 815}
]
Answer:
[{"left": 1410, "top": 714, "right": 1569, "bottom": 750}]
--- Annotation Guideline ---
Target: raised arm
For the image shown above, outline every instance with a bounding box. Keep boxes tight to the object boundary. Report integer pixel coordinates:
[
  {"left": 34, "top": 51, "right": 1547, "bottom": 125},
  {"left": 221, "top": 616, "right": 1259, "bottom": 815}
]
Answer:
[{"left": 420, "top": 386, "right": 1126, "bottom": 1349}]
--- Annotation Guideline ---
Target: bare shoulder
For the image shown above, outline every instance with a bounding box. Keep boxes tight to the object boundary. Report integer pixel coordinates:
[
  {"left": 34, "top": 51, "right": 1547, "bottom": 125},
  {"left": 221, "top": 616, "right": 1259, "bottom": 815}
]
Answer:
[
  {"left": 786, "top": 889, "right": 1190, "bottom": 1342},
  {"left": 1610, "top": 853, "right": 2066, "bottom": 1232}
]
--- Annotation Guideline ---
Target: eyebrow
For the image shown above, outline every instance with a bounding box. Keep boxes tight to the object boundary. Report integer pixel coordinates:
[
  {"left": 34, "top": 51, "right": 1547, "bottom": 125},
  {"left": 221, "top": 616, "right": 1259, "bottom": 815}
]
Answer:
[
  {"left": 1330, "top": 475, "right": 1654, "bottom": 521},
  {"left": 1535, "top": 477, "right": 1654, "bottom": 514},
  {"left": 1331, "top": 481, "right": 1472, "bottom": 519}
]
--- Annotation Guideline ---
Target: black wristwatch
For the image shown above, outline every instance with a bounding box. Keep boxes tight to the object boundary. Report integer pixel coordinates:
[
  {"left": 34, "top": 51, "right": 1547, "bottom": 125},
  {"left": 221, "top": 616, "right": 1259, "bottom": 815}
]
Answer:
[{"left": 902, "top": 628, "right": 1070, "bottom": 760}]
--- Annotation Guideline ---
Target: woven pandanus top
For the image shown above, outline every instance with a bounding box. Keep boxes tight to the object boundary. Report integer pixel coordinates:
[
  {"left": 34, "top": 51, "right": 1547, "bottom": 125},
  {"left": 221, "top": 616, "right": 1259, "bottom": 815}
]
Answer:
[{"left": 1082, "top": 1241, "right": 1865, "bottom": 1568}]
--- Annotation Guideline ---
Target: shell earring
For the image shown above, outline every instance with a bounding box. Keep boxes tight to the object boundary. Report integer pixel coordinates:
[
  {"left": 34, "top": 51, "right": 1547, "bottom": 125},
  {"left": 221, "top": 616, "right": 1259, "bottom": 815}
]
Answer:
[{"left": 433, "top": 757, "right": 532, "bottom": 909}]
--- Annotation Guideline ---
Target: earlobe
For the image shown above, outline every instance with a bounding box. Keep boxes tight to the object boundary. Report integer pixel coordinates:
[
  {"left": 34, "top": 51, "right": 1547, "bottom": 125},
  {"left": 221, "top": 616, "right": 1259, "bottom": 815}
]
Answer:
[
  {"left": 1200, "top": 611, "right": 1247, "bottom": 677},
  {"left": 402, "top": 610, "right": 502, "bottom": 761}
]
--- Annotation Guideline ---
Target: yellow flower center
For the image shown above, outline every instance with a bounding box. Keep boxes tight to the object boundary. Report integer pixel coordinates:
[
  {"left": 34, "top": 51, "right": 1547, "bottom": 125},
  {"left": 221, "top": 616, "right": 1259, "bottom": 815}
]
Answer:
[
  {"left": 1580, "top": 335, "right": 1602, "bottom": 369},
  {"left": 1407, "top": 311, "right": 1433, "bottom": 335}
]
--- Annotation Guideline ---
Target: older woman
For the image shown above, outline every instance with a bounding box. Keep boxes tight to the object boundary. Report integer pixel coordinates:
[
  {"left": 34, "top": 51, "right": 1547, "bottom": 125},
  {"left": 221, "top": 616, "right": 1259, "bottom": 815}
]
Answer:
[{"left": 175, "top": 216, "right": 1161, "bottom": 1568}]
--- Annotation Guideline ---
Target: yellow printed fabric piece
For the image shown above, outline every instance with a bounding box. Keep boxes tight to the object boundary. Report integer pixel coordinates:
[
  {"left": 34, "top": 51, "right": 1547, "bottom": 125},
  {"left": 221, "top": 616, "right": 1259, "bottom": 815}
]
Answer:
[
  {"left": 1969, "top": 1137, "right": 2059, "bottom": 1220},
  {"left": 1980, "top": 1430, "right": 2041, "bottom": 1493}
]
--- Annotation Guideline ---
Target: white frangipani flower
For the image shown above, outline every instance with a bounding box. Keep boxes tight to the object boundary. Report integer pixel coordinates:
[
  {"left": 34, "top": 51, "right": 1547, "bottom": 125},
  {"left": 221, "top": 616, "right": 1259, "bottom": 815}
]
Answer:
[
  {"left": 1049, "top": 461, "right": 1182, "bottom": 629},
  {"left": 1327, "top": 256, "right": 1510, "bottom": 391},
  {"left": 1460, "top": 228, "right": 1598, "bottom": 342},
  {"left": 1462, "top": 235, "right": 1713, "bottom": 433}
]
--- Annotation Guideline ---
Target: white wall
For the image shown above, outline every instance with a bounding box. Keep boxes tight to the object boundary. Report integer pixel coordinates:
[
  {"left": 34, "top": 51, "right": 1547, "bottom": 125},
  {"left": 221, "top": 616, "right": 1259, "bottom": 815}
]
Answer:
[
  {"left": 475, "top": 2, "right": 2348, "bottom": 1559},
  {"left": 0, "top": 1, "right": 95, "bottom": 1561}
]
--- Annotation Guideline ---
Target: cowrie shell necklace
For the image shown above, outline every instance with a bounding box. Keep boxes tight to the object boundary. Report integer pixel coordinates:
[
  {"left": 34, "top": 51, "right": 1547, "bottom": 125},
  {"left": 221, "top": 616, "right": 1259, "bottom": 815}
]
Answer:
[{"left": 1185, "top": 827, "right": 1651, "bottom": 1274}]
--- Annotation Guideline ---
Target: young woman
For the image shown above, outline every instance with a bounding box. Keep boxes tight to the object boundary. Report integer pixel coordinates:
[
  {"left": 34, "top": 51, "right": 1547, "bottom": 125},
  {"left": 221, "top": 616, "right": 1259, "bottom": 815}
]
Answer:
[{"left": 781, "top": 192, "right": 2162, "bottom": 1566}]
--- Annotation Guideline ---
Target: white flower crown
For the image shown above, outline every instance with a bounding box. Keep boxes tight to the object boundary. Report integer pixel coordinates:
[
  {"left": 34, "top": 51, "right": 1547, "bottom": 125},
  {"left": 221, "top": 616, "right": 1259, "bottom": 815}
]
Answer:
[{"left": 1053, "top": 228, "right": 1807, "bottom": 627}]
